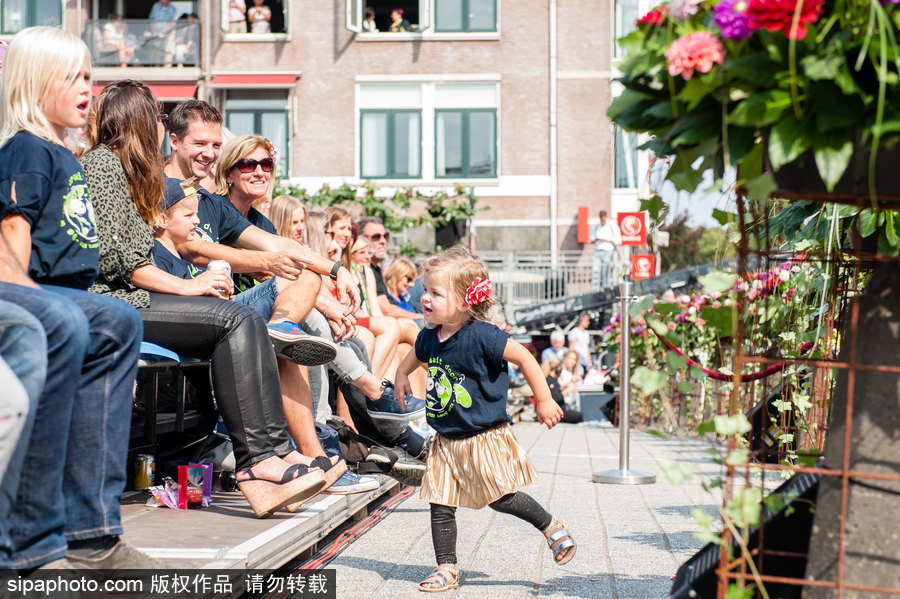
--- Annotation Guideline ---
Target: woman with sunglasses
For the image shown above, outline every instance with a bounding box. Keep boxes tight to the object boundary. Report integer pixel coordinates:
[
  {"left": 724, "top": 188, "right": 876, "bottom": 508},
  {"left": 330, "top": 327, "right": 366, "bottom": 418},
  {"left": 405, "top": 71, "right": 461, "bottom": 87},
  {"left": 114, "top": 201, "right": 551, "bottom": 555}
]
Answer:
[{"left": 80, "top": 81, "right": 328, "bottom": 518}]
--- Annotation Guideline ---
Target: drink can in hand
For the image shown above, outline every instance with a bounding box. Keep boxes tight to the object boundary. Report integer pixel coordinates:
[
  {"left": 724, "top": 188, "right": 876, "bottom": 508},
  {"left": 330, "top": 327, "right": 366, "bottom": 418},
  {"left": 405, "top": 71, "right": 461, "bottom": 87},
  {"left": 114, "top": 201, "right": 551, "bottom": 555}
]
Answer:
[{"left": 207, "top": 259, "right": 232, "bottom": 299}]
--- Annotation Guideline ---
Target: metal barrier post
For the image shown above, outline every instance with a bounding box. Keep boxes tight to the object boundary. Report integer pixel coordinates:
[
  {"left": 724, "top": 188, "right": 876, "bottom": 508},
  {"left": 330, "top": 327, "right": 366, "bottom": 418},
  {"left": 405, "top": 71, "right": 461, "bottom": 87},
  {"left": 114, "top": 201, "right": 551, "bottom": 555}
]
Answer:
[{"left": 593, "top": 278, "right": 656, "bottom": 485}]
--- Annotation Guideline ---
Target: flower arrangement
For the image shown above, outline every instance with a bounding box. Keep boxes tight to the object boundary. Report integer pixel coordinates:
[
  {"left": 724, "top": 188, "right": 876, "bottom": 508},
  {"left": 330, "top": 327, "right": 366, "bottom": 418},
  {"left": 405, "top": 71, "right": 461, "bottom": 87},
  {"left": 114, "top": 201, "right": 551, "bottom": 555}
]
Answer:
[{"left": 609, "top": 0, "right": 900, "bottom": 197}]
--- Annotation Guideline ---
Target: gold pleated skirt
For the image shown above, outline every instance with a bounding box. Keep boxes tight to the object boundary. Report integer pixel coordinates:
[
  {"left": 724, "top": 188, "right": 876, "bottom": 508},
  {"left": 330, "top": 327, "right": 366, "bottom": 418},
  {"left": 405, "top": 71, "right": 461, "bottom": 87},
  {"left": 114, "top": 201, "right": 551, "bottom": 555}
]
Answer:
[{"left": 420, "top": 423, "right": 538, "bottom": 509}]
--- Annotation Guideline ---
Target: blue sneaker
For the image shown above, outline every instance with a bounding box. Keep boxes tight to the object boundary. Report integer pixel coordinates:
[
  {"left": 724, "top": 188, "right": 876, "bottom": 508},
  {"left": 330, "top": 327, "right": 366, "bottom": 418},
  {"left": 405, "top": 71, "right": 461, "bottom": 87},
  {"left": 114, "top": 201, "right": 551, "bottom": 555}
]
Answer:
[
  {"left": 366, "top": 381, "right": 427, "bottom": 421},
  {"left": 267, "top": 321, "right": 337, "bottom": 366},
  {"left": 324, "top": 471, "right": 380, "bottom": 494}
]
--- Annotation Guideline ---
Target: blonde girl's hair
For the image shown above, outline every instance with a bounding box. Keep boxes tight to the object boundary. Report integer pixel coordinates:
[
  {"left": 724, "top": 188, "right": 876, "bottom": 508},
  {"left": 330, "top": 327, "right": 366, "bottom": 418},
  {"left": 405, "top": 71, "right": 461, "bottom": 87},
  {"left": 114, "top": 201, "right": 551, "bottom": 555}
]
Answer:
[
  {"left": 305, "top": 210, "right": 330, "bottom": 257},
  {"left": 0, "top": 27, "right": 92, "bottom": 148},
  {"left": 84, "top": 80, "right": 165, "bottom": 226},
  {"left": 324, "top": 205, "right": 354, "bottom": 265},
  {"left": 383, "top": 256, "right": 417, "bottom": 291},
  {"left": 215, "top": 134, "right": 275, "bottom": 196},
  {"left": 562, "top": 350, "right": 581, "bottom": 373},
  {"left": 421, "top": 246, "right": 495, "bottom": 323},
  {"left": 542, "top": 358, "right": 562, "bottom": 378},
  {"left": 269, "top": 194, "right": 306, "bottom": 240}
]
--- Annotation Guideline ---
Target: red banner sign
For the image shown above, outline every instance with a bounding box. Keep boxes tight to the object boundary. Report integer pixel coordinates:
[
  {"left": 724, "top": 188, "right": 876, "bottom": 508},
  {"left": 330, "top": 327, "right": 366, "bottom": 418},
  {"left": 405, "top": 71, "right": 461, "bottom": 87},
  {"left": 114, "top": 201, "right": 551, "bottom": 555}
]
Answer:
[
  {"left": 617, "top": 212, "right": 647, "bottom": 246},
  {"left": 631, "top": 254, "right": 654, "bottom": 280}
]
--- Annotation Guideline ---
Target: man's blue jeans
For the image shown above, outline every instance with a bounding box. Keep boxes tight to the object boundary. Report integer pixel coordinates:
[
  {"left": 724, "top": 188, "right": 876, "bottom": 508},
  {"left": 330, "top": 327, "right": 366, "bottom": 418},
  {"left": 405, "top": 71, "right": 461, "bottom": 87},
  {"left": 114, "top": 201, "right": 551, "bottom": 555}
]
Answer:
[
  {"left": 592, "top": 249, "right": 615, "bottom": 291},
  {"left": 0, "top": 299, "right": 47, "bottom": 569},
  {"left": 0, "top": 283, "right": 141, "bottom": 569}
]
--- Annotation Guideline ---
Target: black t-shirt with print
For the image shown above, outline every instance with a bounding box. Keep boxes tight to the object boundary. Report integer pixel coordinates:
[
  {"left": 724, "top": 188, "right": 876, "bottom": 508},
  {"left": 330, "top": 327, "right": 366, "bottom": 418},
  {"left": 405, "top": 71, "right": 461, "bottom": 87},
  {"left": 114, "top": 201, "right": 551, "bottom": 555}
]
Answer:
[
  {"left": 415, "top": 319, "right": 511, "bottom": 439},
  {"left": 152, "top": 240, "right": 201, "bottom": 280},
  {"left": 0, "top": 131, "right": 99, "bottom": 289},
  {"left": 194, "top": 187, "right": 251, "bottom": 246}
]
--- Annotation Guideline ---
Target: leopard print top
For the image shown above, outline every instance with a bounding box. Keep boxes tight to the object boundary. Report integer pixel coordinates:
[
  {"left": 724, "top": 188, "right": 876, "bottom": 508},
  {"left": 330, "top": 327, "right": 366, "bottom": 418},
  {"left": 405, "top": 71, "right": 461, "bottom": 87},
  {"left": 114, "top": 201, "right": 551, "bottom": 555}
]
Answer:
[{"left": 81, "top": 145, "right": 153, "bottom": 309}]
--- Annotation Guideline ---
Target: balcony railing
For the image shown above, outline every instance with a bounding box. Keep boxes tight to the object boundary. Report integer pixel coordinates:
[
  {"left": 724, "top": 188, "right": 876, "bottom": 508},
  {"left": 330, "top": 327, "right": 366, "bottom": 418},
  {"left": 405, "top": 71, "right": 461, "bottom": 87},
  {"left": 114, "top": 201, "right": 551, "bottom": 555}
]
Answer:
[{"left": 84, "top": 19, "right": 199, "bottom": 68}]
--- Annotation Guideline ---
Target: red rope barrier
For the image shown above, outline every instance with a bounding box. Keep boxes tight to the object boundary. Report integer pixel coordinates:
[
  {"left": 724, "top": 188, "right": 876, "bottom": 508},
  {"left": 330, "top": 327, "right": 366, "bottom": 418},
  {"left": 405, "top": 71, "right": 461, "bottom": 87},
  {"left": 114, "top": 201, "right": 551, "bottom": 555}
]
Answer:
[{"left": 650, "top": 328, "right": 814, "bottom": 382}]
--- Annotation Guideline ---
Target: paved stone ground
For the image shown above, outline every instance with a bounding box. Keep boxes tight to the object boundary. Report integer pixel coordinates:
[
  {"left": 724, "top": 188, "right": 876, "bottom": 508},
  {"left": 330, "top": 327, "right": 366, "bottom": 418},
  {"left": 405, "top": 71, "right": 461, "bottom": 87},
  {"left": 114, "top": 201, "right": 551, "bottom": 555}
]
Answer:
[{"left": 326, "top": 420, "right": 724, "bottom": 599}]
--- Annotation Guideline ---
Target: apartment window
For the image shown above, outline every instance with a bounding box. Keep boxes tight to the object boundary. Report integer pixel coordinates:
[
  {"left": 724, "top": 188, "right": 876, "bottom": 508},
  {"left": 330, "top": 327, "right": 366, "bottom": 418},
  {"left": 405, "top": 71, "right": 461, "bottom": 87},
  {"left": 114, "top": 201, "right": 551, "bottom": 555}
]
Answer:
[
  {"left": 358, "top": 80, "right": 498, "bottom": 181},
  {"left": 435, "top": 0, "right": 495, "bottom": 32},
  {"left": 222, "top": 0, "right": 287, "bottom": 35},
  {"left": 347, "top": 0, "right": 428, "bottom": 33},
  {"left": 225, "top": 91, "right": 290, "bottom": 177},
  {"left": 614, "top": 126, "right": 638, "bottom": 189},
  {"left": 435, "top": 109, "right": 496, "bottom": 177},
  {"left": 2, "top": 0, "right": 60, "bottom": 33},
  {"left": 360, "top": 110, "right": 422, "bottom": 178}
]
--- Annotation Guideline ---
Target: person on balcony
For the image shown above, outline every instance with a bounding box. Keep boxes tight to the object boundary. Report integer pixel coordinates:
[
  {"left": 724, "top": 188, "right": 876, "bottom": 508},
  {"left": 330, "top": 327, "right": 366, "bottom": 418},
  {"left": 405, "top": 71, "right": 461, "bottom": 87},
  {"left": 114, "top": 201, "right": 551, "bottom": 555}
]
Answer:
[
  {"left": 102, "top": 14, "right": 134, "bottom": 67},
  {"left": 227, "top": 0, "right": 247, "bottom": 33},
  {"left": 248, "top": 0, "right": 271, "bottom": 34},
  {"left": 589, "top": 210, "right": 618, "bottom": 291},
  {"left": 389, "top": 8, "right": 410, "bottom": 32},
  {"left": 149, "top": 0, "right": 177, "bottom": 65}
]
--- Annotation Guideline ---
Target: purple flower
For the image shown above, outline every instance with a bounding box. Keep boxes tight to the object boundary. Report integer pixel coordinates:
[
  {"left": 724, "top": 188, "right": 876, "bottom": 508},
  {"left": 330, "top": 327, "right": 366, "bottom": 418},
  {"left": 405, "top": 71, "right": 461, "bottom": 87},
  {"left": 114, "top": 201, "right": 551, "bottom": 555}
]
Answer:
[
  {"left": 634, "top": 325, "right": 643, "bottom": 335},
  {"left": 715, "top": 0, "right": 752, "bottom": 41}
]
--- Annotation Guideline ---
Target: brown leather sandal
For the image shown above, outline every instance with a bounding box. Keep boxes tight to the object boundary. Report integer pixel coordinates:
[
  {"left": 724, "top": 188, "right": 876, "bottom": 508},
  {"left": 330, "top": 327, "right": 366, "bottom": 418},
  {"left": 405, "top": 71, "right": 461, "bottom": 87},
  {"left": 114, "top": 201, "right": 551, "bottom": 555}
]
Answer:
[
  {"left": 417, "top": 565, "right": 459, "bottom": 593},
  {"left": 236, "top": 467, "right": 327, "bottom": 519},
  {"left": 544, "top": 516, "right": 576, "bottom": 565}
]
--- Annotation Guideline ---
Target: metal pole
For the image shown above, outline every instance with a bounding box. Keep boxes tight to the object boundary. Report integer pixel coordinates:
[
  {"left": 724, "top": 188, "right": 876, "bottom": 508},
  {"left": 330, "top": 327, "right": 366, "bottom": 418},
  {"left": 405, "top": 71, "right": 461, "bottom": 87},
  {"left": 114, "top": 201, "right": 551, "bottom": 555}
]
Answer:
[{"left": 593, "top": 278, "right": 655, "bottom": 485}]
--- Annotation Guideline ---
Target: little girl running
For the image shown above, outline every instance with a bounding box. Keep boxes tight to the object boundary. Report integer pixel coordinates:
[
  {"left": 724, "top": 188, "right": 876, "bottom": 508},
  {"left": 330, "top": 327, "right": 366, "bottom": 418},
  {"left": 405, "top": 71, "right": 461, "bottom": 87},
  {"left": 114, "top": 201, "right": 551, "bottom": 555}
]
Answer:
[{"left": 395, "top": 246, "right": 576, "bottom": 592}]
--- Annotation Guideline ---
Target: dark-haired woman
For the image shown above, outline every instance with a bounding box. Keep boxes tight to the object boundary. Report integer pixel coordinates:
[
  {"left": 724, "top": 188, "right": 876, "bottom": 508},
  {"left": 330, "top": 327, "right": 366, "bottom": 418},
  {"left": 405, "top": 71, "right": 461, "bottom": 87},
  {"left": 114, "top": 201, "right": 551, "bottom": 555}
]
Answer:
[{"left": 81, "top": 80, "right": 328, "bottom": 518}]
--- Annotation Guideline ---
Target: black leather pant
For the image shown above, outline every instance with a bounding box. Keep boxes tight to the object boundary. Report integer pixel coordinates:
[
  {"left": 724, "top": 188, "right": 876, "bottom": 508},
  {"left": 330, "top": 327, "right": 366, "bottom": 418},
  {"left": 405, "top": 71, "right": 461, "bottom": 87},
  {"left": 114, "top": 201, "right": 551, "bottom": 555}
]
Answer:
[{"left": 140, "top": 292, "right": 293, "bottom": 470}]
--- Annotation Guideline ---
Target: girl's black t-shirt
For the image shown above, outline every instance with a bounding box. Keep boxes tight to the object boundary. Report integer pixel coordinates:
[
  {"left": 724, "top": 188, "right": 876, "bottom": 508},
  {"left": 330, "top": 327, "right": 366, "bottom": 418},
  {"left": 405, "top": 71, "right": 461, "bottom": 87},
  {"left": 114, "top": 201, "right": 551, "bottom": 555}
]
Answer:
[
  {"left": 415, "top": 319, "right": 511, "bottom": 438},
  {"left": 0, "top": 131, "right": 99, "bottom": 289}
]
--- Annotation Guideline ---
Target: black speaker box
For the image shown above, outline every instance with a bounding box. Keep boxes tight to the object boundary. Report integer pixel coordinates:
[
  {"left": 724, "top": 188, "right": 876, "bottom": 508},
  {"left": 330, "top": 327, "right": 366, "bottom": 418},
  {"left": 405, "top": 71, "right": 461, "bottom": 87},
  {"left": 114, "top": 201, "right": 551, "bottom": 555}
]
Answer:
[{"left": 670, "top": 471, "right": 820, "bottom": 599}]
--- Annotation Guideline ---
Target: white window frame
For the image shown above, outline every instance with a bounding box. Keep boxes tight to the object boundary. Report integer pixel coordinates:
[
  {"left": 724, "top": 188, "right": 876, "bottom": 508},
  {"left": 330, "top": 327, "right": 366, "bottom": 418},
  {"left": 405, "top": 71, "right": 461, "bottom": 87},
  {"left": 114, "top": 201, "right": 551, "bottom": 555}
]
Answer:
[
  {"left": 356, "top": 75, "right": 501, "bottom": 185},
  {"left": 347, "top": 0, "right": 502, "bottom": 41},
  {"left": 224, "top": 89, "right": 292, "bottom": 177},
  {"left": 221, "top": 0, "right": 291, "bottom": 42}
]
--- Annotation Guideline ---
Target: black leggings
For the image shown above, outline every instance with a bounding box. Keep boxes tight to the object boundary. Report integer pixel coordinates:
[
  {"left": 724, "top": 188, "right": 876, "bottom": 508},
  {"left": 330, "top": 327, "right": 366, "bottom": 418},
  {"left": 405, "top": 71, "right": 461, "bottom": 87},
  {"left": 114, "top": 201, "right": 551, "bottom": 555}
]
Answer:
[
  {"left": 430, "top": 493, "right": 553, "bottom": 564},
  {"left": 140, "top": 292, "right": 293, "bottom": 470}
]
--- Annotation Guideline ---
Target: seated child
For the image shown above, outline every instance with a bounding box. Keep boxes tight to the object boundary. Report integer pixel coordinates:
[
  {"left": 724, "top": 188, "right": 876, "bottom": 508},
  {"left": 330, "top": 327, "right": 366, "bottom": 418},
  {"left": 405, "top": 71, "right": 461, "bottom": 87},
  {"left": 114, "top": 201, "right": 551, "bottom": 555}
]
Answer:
[{"left": 152, "top": 177, "right": 203, "bottom": 279}]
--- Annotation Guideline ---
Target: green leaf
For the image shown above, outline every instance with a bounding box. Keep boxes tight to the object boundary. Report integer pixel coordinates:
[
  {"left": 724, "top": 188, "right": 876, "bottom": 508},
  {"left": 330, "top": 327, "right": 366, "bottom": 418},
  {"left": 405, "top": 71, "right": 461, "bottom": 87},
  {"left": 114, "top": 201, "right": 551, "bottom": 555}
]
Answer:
[
  {"left": 726, "top": 448, "right": 750, "bottom": 466},
  {"left": 725, "top": 584, "right": 757, "bottom": 599},
  {"left": 640, "top": 195, "right": 667, "bottom": 221},
  {"left": 659, "top": 458, "right": 695, "bottom": 485},
  {"left": 712, "top": 209, "right": 735, "bottom": 226},
  {"left": 646, "top": 315, "right": 671, "bottom": 337},
  {"left": 631, "top": 366, "right": 668, "bottom": 397},
  {"left": 698, "top": 272, "right": 737, "bottom": 294},
  {"left": 729, "top": 90, "right": 792, "bottom": 127},
  {"left": 885, "top": 211, "right": 899, "bottom": 247},
  {"left": 691, "top": 506, "right": 722, "bottom": 545},
  {"left": 769, "top": 116, "right": 812, "bottom": 170},
  {"left": 691, "top": 365, "right": 708, "bottom": 380},
  {"left": 859, "top": 209, "right": 878, "bottom": 237},
  {"left": 713, "top": 414, "right": 751, "bottom": 435},
  {"left": 667, "top": 153, "right": 705, "bottom": 192},
  {"left": 666, "top": 351, "right": 688, "bottom": 373},
  {"left": 676, "top": 379, "right": 697, "bottom": 393},
  {"left": 700, "top": 305, "right": 734, "bottom": 337},
  {"left": 813, "top": 130, "right": 853, "bottom": 192},
  {"left": 742, "top": 172, "right": 778, "bottom": 204},
  {"left": 697, "top": 420, "right": 716, "bottom": 436},
  {"left": 718, "top": 366, "right": 734, "bottom": 376},
  {"left": 653, "top": 302, "right": 681, "bottom": 316},
  {"left": 725, "top": 486, "right": 762, "bottom": 529},
  {"left": 802, "top": 53, "right": 844, "bottom": 81}
]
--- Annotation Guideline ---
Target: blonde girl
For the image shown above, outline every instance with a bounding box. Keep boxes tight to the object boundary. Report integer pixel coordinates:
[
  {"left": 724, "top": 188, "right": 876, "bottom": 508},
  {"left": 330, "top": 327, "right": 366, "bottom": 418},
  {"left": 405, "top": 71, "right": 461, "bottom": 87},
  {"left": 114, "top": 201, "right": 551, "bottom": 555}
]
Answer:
[
  {"left": 394, "top": 246, "right": 576, "bottom": 592},
  {"left": 270, "top": 195, "right": 307, "bottom": 244},
  {"left": 0, "top": 27, "right": 156, "bottom": 569}
]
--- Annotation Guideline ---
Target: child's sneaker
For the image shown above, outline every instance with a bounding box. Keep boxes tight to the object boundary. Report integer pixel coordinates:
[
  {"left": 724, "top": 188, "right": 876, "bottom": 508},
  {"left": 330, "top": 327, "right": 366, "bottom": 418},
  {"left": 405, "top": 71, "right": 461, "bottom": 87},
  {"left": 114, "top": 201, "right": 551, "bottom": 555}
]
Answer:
[
  {"left": 267, "top": 321, "right": 337, "bottom": 366},
  {"left": 366, "top": 381, "right": 426, "bottom": 421},
  {"left": 324, "top": 471, "right": 380, "bottom": 494}
]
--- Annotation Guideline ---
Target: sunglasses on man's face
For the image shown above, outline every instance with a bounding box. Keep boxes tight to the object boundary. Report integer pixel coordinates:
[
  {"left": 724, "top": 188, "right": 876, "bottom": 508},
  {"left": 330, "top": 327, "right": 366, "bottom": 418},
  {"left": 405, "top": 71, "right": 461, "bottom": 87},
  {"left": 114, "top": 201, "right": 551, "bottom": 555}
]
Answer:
[
  {"left": 368, "top": 232, "right": 390, "bottom": 242},
  {"left": 234, "top": 157, "right": 275, "bottom": 173}
]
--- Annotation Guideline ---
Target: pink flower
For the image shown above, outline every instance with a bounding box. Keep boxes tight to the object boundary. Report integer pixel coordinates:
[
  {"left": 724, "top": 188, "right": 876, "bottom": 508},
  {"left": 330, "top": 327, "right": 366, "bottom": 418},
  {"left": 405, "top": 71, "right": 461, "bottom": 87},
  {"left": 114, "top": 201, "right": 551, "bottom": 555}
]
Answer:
[
  {"left": 695, "top": 318, "right": 706, "bottom": 326},
  {"left": 667, "top": 321, "right": 678, "bottom": 331},
  {"left": 670, "top": 0, "right": 704, "bottom": 20},
  {"left": 665, "top": 31, "right": 726, "bottom": 80}
]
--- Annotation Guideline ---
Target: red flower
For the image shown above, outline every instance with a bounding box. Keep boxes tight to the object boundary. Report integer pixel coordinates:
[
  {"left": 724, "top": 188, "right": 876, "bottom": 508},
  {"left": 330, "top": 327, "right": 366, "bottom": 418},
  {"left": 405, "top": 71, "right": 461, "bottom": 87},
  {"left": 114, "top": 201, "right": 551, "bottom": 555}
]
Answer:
[
  {"left": 746, "top": 0, "right": 824, "bottom": 40},
  {"left": 637, "top": 6, "right": 668, "bottom": 26}
]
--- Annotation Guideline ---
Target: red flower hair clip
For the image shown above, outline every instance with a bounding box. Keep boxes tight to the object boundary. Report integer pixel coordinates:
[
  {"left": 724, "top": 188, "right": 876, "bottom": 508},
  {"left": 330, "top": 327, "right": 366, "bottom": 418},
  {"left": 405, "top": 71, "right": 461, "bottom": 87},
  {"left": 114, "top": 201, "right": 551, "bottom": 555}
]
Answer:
[
  {"left": 268, "top": 142, "right": 277, "bottom": 161},
  {"left": 465, "top": 277, "right": 492, "bottom": 306}
]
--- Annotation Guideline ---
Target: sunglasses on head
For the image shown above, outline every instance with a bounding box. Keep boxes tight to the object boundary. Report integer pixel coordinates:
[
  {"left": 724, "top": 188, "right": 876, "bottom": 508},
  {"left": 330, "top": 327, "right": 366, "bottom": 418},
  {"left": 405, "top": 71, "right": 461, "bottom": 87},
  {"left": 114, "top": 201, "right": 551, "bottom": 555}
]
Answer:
[
  {"left": 233, "top": 157, "right": 275, "bottom": 173},
  {"left": 157, "top": 113, "right": 169, "bottom": 129},
  {"left": 369, "top": 232, "right": 390, "bottom": 242}
]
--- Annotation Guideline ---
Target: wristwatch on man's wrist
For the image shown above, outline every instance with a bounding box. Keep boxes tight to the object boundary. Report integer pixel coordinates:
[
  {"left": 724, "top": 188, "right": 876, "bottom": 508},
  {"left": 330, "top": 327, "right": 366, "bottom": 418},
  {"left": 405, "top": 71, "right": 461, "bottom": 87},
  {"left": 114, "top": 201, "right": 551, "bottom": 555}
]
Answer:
[{"left": 330, "top": 260, "right": 344, "bottom": 280}]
